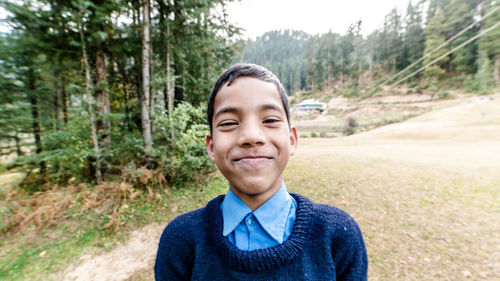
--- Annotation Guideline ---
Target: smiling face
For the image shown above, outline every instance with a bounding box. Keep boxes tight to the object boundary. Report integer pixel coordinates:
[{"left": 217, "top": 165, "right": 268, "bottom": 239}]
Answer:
[{"left": 206, "top": 77, "right": 298, "bottom": 210}]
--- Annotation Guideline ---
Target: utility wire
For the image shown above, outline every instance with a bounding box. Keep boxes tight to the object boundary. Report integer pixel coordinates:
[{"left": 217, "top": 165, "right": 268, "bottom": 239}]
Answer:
[
  {"left": 362, "top": 1, "right": 498, "bottom": 97},
  {"left": 389, "top": 20, "right": 500, "bottom": 89},
  {"left": 383, "top": 4, "right": 497, "bottom": 85}
]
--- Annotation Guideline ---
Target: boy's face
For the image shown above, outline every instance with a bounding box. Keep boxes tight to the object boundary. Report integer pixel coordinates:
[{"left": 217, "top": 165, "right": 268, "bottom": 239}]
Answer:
[{"left": 206, "top": 77, "right": 298, "bottom": 209}]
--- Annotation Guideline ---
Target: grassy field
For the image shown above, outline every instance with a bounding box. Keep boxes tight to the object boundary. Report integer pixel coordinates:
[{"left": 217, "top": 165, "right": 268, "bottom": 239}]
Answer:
[
  {"left": 286, "top": 95, "right": 500, "bottom": 280},
  {"left": 1, "top": 93, "right": 499, "bottom": 280}
]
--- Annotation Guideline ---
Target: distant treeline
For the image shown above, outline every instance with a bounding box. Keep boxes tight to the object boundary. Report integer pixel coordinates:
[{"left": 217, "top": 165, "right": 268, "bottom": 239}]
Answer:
[{"left": 241, "top": 0, "right": 500, "bottom": 95}]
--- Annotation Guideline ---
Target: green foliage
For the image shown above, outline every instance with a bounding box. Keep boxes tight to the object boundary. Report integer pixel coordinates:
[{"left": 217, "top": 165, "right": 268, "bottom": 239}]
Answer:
[
  {"left": 150, "top": 103, "right": 215, "bottom": 186},
  {"left": 475, "top": 51, "right": 494, "bottom": 94},
  {"left": 310, "top": 132, "right": 318, "bottom": 138},
  {"left": 424, "top": 7, "right": 449, "bottom": 79},
  {"left": 438, "top": 91, "right": 455, "bottom": 99}
]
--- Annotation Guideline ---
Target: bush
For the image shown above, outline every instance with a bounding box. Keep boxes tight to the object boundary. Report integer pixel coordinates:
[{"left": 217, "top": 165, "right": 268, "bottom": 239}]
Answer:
[
  {"left": 343, "top": 117, "right": 358, "bottom": 136},
  {"left": 150, "top": 102, "right": 215, "bottom": 186},
  {"left": 438, "top": 91, "right": 455, "bottom": 99},
  {"left": 310, "top": 132, "right": 318, "bottom": 138}
]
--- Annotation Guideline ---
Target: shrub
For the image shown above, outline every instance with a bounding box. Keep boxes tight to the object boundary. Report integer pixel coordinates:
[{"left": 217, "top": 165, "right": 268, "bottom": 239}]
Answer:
[
  {"left": 438, "top": 91, "right": 455, "bottom": 100},
  {"left": 319, "top": 131, "right": 327, "bottom": 138},
  {"left": 310, "top": 132, "right": 318, "bottom": 138},
  {"left": 150, "top": 102, "right": 215, "bottom": 186},
  {"left": 343, "top": 117, "right": 358, "bottom": 136}
]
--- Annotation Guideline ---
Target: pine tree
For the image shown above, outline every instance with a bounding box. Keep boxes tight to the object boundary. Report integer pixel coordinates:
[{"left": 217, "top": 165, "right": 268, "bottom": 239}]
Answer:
[
  {"left": 423, "top": 7, "right": 449, "bottom": 80},
  {"left": 402, "top": 1, "right": 425, "bottom": 73},
  {"left": 478, "top": 0, "right": 500, "bottom": 85}
]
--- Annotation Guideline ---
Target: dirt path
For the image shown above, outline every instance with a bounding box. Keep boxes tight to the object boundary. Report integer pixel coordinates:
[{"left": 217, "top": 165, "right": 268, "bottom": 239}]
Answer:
[{"left": 55, "top": 223, "right": 164, "bottom": 281}]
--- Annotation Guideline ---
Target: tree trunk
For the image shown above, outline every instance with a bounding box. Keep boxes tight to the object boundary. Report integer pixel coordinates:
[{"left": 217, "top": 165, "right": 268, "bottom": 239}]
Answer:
[
  {"left": 118, "top": 58, "right": 133, "bottom": 132},
  {"left": 62, "top": 76, "right": 68, "bottom": 124},
  {"left": 54, "top": 76, "right": 62, "bottom": 130},
  {"left": 94, "top": 47, "right": 111, "bottom": 150},
  {"left": 14, "top": 129, "right": 23, "bottom": 157},
  {"left": 340, "top": 56, "right": 344, "bottom": 86},
  {"left": 141, "top": 0, "right": 153, "bottom": 151},
  {"left": 166, "top": 23, "right": 175, "bottom": 141},
  {"left": 80, "top": 14, "right": 102, "bottom": 184},
  {"left": 28, "top": 68, "right": 45, "bottom": 173},
  {"left": 369, "top": 53, "right": 373, "bottom": 79},
  {"left": 358, "top": 56, "right": 363, "bottom": 85},
  {"left": 494, "top": 54, "right": 499, "bottom": 85},
  {"left": 327, "top": 46, "right": 332, "bottom": 88}
]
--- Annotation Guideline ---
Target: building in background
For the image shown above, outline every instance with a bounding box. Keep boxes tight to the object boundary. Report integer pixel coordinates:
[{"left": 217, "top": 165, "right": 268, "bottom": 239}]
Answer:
[{"left": 294, "top": 99, "right": 327, "bottom": 114}]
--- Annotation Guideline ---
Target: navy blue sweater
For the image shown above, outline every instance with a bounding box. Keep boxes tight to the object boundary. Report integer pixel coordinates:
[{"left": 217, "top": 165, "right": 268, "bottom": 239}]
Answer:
[{"left": 155, "top": 193, "right": 368, "bottom": 280}]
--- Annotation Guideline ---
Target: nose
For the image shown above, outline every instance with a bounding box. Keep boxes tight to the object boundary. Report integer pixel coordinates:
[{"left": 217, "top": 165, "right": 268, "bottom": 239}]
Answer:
[{"left": 237, "top": 119, "right": 265, "bottom": 147}]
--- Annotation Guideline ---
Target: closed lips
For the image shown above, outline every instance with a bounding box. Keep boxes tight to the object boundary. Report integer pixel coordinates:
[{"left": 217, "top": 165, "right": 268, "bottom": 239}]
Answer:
[{"left": 233, "top": 156, "right": 273, "bottom": 162}]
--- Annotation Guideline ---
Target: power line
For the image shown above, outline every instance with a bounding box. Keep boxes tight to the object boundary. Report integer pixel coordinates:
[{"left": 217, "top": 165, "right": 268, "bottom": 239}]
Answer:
[
  {"left": 362, "top": 1, "right": 498, "bottom": 97},
  {"left": 389, "top": 20, "right": 500, "bottom": 89},
  {"left": 384, "top": 3, "right": 497, "bottom": 84}
]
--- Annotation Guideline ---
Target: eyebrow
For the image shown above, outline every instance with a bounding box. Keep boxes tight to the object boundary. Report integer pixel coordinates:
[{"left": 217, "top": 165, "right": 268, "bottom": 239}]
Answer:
[
  {"left": 214, "top": 104, "right": 283, "bottom": 120},
  {"left": 214, "top": 106, "right": 238, "bottom": 120}
]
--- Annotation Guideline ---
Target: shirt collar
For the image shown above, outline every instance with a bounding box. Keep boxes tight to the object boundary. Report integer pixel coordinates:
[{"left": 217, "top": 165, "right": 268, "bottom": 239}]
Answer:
[
  {"left": 222, "top": 187, "right": 252, "bottom": 236},
  {"left": 221, "top": 182, "right": 293, "bottom": 244},
  {"left": 253, "top": 182, "right": 292, "bottom": 244}
]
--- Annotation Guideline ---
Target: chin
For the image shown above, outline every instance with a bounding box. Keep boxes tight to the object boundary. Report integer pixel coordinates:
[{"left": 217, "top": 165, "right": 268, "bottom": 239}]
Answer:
[{"left": 240, "top": 179, "right": 279, "bottom": 195}]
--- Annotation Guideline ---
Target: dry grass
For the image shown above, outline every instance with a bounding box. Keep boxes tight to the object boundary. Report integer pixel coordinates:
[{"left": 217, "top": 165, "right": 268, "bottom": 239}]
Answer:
[{"left": 285, "top": 95, "right": 500, "bottom": 280}]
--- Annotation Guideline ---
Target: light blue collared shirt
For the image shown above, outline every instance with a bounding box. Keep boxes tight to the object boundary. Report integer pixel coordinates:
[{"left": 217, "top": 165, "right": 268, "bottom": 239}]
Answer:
[{"left": 221, "top": 183, "right": 297, "bottom": 250}]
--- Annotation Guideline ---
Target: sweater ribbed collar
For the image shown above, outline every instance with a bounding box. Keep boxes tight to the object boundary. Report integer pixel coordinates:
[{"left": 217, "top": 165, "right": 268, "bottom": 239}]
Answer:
[{"left": 205, "top": 193, "right": 314, "bottom": 273}]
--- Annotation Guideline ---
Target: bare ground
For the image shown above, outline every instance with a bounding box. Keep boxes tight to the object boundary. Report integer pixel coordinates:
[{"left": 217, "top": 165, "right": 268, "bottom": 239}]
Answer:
[
  {"left": 53, "top": 223, "right": 164, "bottom": 281},
  {"left": 56, "top": 93, "right": 500, "bottom": 280}
]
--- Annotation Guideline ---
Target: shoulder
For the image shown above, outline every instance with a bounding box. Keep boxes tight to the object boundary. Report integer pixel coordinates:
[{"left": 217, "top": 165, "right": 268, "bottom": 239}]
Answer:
[
  {"left": 292, "top": 193, "right": 363, "bottom": 242},
  {"left": 292, "top": 194, "right": 368, "bottom": 280},
  {"left": 157, "top": 207, "right": 204, "bottom": 254},
  {"left": 155, "top": 196, "right": 223, "bottom": 280},
  {"left": 158, "top": 195, "right": 224, "bottom": 243},
  {"left": 313, "top": 202, "right": 359, "bottom": 231}
]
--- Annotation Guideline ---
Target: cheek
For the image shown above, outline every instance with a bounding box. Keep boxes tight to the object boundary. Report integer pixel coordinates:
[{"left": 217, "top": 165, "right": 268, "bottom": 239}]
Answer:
[{"left": 212, "top": 140, "right": 232, "bottom": 159}]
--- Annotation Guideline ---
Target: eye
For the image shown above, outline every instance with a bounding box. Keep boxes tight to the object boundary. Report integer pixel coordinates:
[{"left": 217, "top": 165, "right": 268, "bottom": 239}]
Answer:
[
  {"left": 263, "top": 118, "right": 281, "bottom": 124},
  {"left": 218, "top": 121, "right": 238, "bottom": 127}
]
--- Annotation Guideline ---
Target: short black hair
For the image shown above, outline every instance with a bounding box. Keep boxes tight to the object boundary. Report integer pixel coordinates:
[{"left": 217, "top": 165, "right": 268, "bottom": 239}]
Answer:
[{"left": 207, "top": 63, "right": 290, "bottom": 135}]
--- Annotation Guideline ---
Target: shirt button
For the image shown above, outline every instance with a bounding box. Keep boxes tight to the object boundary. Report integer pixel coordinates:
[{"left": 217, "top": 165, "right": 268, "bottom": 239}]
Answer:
[{"left": 247, "top": 218, "right": 253, "bottom": 225}]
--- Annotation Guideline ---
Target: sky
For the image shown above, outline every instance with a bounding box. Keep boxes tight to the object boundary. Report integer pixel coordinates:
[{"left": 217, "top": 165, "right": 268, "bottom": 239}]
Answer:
[
  {"left": 1, "top": 0, "right": 412, "bottom": 36},
  {"left": 225, "top": 0, "right": 413, "bottom": 39}
]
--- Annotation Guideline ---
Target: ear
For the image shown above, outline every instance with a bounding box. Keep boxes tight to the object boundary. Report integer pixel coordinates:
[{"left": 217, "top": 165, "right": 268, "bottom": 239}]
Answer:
[
  {"left": 206, "top": 134, "right": 216, "bottom": 161},
  {"left": 289, "top": 126, "right": 298, "bottom": 156}
]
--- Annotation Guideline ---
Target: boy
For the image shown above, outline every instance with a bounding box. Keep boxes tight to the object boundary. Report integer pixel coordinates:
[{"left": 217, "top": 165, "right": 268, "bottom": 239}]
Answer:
[{"left": 155, "top": 64, "right": 368, "bottom": 280}]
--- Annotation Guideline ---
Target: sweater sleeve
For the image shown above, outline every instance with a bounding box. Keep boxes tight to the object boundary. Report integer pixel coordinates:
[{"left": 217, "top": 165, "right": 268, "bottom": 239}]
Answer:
[
  {"left": 332, "top": 215, "right": 368, "bottom": 281},
  {"left": 154, "top": 215, "right": 195, "bottom": 281}
]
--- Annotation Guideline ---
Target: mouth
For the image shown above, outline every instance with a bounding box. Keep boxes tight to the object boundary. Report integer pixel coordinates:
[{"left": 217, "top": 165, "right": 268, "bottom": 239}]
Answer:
[{"left": 233, "top": 155, "right": 273, "bottom": 165}]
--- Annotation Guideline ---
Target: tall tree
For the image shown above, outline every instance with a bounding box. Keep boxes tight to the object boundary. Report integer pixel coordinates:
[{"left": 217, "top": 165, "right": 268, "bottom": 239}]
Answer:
[
  {"left": 478, "top": 0, "right": 500, "bottom": 85},
  {"left": 141, "top": 0, "right": 153, "bottom": 151},
  {"left": 402, "top": 1, "right": 425, "bottom": 73},
  {"left": 423, "top": 7, "right": 449, "bottom": 80}
]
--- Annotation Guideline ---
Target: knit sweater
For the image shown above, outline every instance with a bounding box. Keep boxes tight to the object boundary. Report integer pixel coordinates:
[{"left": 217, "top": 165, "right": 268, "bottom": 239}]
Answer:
[{"left": 155, "top": 193, "right": 368, "bottom": 280}]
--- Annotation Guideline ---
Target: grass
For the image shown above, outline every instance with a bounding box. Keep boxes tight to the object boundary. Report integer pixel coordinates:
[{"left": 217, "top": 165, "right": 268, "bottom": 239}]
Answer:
[
  {"left": 286, "top": 95, "right": 500, "bottom": 280},
  {"left": 0, "top": 176, "right": 227, "bottom": 281},
  {"left": 285, "top": 145, "right": 499, "bottom": 280},
  {"left": 0, "top": 172, "right": 24, "bottom": 192}
]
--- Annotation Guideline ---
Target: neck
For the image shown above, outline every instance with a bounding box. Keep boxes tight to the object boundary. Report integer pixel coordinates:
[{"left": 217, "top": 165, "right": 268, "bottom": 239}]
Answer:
[{"left": 231, "top": 180, "right": 282, "bottom": 211}]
